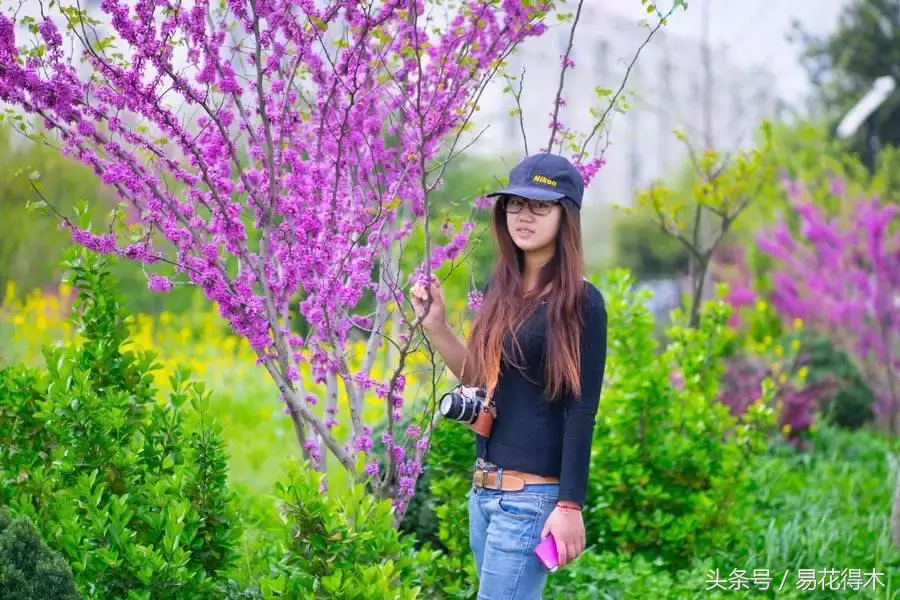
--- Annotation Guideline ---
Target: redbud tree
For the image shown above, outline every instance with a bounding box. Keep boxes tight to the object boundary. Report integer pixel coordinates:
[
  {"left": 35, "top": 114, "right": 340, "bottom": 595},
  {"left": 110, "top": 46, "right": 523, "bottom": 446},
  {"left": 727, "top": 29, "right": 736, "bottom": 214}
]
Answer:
[
  {"left": 754, "top": 178, "right": 900, "bottom": 432},
  {"left": 0, "top": 0, "right": 677, "bottom": 515}
]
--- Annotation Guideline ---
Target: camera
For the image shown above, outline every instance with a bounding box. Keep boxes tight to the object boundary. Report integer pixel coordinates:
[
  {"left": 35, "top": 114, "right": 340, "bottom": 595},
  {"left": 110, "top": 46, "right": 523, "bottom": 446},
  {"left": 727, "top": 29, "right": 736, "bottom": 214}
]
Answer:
[{"left": 439, "top": 385, "right": 487, "bottom": 424}]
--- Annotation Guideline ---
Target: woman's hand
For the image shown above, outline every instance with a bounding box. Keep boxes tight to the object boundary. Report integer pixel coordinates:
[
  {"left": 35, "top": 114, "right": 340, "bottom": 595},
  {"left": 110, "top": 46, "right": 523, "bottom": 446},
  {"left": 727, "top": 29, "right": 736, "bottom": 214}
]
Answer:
[
  {"left": 410, "top": 277, "right": 446, "bottom": 333},
  {"left": 540, "top": 503, "right": 585, "bottom": 568}
]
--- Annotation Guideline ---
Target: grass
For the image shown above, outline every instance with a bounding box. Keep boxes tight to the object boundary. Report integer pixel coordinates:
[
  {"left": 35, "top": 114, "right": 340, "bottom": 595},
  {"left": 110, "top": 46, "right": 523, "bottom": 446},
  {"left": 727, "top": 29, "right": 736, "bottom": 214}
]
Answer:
[{"left": 694, "top": 425, "right": 900, "bottom": 599}]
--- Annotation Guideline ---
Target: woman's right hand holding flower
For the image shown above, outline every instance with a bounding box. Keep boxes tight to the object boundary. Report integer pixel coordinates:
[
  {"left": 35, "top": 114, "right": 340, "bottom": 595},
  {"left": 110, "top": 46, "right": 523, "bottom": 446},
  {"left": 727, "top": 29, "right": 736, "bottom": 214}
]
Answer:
[{"left": 410, "top": 277, "right": 446, "bottom": 333}]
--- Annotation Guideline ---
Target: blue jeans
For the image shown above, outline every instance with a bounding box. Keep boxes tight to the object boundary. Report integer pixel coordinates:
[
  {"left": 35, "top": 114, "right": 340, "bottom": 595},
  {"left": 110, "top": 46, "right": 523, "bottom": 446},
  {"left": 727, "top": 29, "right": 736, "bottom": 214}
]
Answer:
[{"left": 468, "top": 481, "right": 559, "bottom": 599}]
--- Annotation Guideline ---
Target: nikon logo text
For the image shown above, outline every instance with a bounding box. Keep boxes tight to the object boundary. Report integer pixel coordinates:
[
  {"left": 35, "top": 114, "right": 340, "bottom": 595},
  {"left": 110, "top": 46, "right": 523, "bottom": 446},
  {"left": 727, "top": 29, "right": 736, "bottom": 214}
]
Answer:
[{"left": 532, "top": 175, "right": 557, "bottom": 187}]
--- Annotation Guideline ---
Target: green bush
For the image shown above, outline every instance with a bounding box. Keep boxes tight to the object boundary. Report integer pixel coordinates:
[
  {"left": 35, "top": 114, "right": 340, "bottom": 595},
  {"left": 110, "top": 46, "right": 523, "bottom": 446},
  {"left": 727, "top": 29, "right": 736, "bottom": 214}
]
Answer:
[
  {"left": 0, "top": 507, "right": 79, "bottom": 600},
  {"left": 398, "top": 418, "right": 478, "bottom": 599},
  {"left": 0, "top": 250, "right": 240, "bottom": 599},
  {"left": 235, "top": 466, "right": 424, "bottom": 599},
  {"left": 608, "top": 212, "right": 690, "bottom": 281},
  {"left": 584, "top": 269, "right": 776, "bottom": 567},
  {"left": 399, "top": 418, "right": 473, "bottom": 545},
  {"left": 221, "top": 452, "right": 482, "bottom": 600},
  {"left": 796, "top": 331, "right": 876, "bottom": 429}
]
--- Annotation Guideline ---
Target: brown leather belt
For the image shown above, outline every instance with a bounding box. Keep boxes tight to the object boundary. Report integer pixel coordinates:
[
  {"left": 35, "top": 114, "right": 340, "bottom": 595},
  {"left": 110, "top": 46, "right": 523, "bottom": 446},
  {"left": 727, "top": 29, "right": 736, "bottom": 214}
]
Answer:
[{"left": 472, "top": 467, "right": 559, "bottom": 492}]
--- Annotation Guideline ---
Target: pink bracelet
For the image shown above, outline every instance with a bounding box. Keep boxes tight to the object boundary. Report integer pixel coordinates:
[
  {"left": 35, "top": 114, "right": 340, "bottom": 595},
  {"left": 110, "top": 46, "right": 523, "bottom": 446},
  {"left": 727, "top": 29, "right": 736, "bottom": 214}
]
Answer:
[{"left": 556, "top": 503, "right": 582, "bottom": 512}]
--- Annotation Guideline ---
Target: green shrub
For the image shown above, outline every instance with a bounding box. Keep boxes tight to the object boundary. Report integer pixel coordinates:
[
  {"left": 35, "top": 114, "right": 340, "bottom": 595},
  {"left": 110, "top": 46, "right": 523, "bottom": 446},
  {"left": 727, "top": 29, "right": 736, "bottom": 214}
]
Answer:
[
  {"left": 221, "top": 459, "right": 480, "bottom": 600},
  {"left": 797, "top": 331, "right": 876, "bottom": 429},
  {"left": 399, "top": 417, "right": 473, "bottom": 543},
  {"left": 240, "top": 466, "right": 424, "bottom": 599},
  {"left": 584, "top": 269, "right": 776, "bottom": 567},
  {"left": 0, "top": 251, "right": 240, "bottom": 599},
  {"left": 398, "top": 418, "right": 478, "bottom": 599},
  {"left": 0, "top": 507, "right": 78, "bottom": 600}
]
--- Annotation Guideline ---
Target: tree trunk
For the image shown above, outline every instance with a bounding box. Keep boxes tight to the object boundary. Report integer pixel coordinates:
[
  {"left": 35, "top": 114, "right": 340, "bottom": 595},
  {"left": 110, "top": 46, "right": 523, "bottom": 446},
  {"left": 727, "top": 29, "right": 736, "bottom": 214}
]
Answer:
[
  {"left": 688, "top": 256, "right": 709, "bottom": 329},
  {"left": 891, "top": 453, "right": 900, "bottom": 547}
]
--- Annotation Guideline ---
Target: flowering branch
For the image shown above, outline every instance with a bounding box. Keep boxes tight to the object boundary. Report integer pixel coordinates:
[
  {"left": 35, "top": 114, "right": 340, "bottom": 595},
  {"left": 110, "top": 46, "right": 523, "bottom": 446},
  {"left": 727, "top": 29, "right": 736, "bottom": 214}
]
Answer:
[{"left": 546, "top": 0, "right": 583, "bottom": 152}]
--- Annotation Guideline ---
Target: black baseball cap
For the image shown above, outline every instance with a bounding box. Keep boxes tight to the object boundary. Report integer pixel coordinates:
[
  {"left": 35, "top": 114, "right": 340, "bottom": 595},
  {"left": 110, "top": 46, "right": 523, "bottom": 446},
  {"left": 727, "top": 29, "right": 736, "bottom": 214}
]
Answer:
[{"left": 486, "top": 153, "right": 585, "bottom": 210}]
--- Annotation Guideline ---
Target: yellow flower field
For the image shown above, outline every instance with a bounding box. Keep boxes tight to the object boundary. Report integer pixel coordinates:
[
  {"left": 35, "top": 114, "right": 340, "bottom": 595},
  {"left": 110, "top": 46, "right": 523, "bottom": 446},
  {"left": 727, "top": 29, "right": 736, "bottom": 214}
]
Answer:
[{"left": 1, "top": 281, "right": 466, "bottom": 495}]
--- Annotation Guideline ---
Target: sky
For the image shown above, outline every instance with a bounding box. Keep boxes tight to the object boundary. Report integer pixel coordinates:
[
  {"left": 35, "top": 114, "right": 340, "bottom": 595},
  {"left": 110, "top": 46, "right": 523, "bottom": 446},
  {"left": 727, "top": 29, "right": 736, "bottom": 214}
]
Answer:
[{"left": 602, "top": 0, "right": 852, "bottom": 108}]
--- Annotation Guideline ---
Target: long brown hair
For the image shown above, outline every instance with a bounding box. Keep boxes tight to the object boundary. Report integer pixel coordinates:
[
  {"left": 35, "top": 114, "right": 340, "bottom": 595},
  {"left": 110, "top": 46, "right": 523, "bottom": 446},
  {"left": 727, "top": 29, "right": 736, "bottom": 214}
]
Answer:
[{"left": 461, "top": 199, "right": 585, "bottom": 400}]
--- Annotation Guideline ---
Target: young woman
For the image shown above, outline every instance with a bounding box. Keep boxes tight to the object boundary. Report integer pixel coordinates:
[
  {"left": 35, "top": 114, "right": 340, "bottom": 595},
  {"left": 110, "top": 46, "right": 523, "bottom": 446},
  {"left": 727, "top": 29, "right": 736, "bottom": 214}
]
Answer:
[{"left": 411, "top": 153, "right": 608, "bottom": 599}]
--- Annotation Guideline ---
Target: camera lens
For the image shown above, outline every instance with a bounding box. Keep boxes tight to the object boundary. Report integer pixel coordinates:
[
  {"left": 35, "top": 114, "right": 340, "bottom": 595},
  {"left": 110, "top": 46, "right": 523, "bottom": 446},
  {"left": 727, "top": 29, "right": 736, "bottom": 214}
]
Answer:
[
  {"left": 438, "top": 389, "right": 481, "bottom": 424},
  {"left": 439, "top": 392, "right": 466, "bottom": 421},
  {"left": 439, "top": 395, "right": 455, "bottom": 417}
]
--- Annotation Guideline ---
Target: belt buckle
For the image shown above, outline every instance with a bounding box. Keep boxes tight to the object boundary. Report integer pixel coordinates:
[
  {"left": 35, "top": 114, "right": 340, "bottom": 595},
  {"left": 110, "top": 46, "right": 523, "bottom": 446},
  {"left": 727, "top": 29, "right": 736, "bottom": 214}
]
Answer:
[
  {"left": 474, "top": 464, "right": 496, "bottom": 490},
  {"left": 472, "top": 468, "right": 486, "bottom": 489}
]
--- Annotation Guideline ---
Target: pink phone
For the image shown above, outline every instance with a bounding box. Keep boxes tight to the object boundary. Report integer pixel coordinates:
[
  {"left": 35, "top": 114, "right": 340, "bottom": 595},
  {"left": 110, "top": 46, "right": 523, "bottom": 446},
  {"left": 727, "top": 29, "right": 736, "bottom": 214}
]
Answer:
[{"left": 534, "top": 534, "right": 559, "bottom": 571}]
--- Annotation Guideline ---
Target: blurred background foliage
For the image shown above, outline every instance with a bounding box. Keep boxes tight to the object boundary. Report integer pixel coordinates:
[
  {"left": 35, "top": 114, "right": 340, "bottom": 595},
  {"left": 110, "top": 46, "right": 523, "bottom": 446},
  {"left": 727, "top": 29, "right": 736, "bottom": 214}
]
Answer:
[
  {"left": 794, "top": 0, "right": 900, "bottom": 156},
  {"left": 0, "top": 125, "right": 200, "bottom": 316}
]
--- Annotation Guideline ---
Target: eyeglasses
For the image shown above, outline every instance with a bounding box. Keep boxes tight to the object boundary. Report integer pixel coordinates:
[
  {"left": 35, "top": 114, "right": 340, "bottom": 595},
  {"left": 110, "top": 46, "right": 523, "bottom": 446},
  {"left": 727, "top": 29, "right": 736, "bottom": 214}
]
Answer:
[{"left": 502, "top": 196, "right": 559, "bottom": 216}]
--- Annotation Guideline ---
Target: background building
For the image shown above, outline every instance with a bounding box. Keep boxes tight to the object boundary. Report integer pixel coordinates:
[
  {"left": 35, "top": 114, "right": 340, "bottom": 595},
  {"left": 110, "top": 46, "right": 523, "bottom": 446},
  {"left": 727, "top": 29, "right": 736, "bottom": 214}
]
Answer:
[{"left": 470, "top": 4, "right": 779, "bottom": 207}]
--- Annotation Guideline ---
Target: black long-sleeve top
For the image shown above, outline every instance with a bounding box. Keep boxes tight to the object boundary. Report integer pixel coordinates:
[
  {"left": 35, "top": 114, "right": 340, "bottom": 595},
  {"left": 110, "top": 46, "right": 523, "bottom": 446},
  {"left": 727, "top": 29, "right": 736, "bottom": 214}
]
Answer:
[{"left": 475, "top": 280, "right": 608, "bottom": 506}]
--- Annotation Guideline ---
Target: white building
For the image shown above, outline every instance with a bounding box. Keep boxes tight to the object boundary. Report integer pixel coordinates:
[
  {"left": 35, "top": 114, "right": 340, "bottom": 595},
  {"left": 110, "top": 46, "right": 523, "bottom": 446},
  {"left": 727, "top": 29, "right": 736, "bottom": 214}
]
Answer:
[{"left": 470, "top": 4, "right": 778, "bottom": 207}]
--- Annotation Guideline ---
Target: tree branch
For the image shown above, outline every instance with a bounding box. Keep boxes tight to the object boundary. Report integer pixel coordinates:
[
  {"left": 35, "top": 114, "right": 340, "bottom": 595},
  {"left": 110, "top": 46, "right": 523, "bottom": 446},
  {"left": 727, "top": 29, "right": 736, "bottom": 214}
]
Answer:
[
  {"left": 547, "top": 0, "right": 584, "bottom": 151},
  {"left": 578, "top": 2, "right": 683, "bottom": 158}
]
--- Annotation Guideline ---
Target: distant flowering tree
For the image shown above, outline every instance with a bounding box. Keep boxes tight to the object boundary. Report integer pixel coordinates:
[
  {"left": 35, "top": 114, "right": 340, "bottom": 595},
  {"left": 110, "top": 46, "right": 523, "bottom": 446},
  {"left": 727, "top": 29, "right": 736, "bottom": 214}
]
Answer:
[
  {"left": 0, "top": 0, "right": 677, "bottom": 516},
  {"left": 631, "top": 124, "right": 775, "bottom": 329},
  {"left": 754, "top": 178, "right": 900, "bottom": 432}
]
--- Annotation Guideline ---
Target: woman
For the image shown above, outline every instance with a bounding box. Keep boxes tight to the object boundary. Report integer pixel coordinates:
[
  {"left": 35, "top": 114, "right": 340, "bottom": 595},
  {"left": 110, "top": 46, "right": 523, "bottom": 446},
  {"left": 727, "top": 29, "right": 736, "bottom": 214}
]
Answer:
[{"left": 411, "top": 153, "right": 608, "bottom": 599}]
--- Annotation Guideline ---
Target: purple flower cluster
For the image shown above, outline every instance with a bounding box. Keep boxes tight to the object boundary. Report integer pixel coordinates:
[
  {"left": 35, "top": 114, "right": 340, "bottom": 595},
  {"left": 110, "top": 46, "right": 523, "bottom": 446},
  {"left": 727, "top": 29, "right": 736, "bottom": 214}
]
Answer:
[
  {"left": 69, "top": 228, "right": 117, "bottom": 255},
  {"left": 147, "top": 275, "right": 174, "bottom": 293},
  {"left": 467, "top": 288, "right": 484, "bottom": 313},
  {"left": 353, "top": 426, "right": 374, "bottom": 454},
  {"left": 303, "top": 438, "right": 322, "bottom": 469}
]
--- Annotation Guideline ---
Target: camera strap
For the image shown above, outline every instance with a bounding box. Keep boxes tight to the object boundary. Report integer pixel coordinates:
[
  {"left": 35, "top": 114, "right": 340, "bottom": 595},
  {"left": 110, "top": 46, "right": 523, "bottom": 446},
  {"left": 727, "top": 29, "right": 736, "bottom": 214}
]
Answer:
[
  {"left": 483, "top": 359, "right": 499, "bottom": 418},
  {"left": 483, "top": 385, "right": 497, "bottom": 418}
]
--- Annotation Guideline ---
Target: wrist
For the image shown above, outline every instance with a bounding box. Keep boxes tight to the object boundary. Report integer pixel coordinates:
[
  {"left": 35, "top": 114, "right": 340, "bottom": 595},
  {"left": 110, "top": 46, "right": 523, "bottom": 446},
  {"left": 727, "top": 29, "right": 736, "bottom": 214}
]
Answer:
[
  {"left": 556, "top": 500, "right": 582, "bottom": 511},
  {"left": 423, "top": 319, "right": 449, "bottom": 336}
]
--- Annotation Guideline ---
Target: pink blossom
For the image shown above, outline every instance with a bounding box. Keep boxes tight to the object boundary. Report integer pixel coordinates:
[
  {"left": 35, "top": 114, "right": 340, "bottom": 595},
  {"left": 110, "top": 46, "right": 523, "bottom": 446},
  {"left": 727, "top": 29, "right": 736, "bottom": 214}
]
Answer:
[
  {"left": 467, "top": 288, "right": 484, "bottom": 312},
  {"left": 147, "top": 275, "right": 173, "bottom": 293}
]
